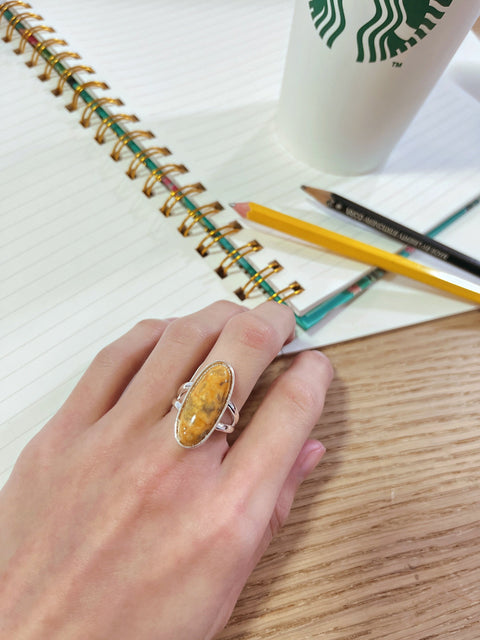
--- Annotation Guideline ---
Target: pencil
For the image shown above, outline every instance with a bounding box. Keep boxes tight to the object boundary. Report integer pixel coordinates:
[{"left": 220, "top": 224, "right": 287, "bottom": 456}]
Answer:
[
  {"left": 293, "top": 193, "right": 480, "bottom": 328},
  {"left": 231, "top": 202, "right": 480, "bottom": 306},
  {"left": 302, "top": 185, "right": 480, "bottom": 277}
]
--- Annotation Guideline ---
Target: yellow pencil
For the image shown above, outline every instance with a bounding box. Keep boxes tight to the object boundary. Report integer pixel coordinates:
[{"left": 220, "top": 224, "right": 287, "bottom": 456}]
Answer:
[{"left": 231, "top": 202, "right": 480, "bottom": 305}]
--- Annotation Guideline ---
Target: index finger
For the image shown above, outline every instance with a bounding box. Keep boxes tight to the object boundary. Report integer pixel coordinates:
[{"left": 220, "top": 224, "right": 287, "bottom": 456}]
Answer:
[{"left": 224, "top": 350, "right": 333, "bottom": 519}]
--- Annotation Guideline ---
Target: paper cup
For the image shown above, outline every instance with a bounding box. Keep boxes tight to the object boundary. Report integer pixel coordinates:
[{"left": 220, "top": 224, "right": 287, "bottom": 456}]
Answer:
[{"left": 277, "top": 0, "right": 480, "bottom": 175}]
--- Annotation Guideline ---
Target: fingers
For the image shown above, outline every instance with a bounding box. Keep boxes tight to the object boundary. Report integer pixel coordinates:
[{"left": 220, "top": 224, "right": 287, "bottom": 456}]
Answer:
[
  {"left": 52, "top": 319, "right": 170, "bottom": 432},
  {"left": 115, "top": 300, "right": 246, "bottom": 426},
  {"left": 269, "top": 439, "right": 326, "bottom": 536},
  {"left": 247, "top": 439, "right": 326, "bottom": 569},
  {"left": 202, "top": 301, "right": 296, "bottom": 410},
  {"left": 224, "top": 350, "right": 332, "bottom": 522}
]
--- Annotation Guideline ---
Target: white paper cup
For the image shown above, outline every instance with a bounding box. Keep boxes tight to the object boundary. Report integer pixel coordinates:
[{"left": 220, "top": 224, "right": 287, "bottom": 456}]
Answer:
[{"left": 277, "top": 0, "right": 480, "bottom": 175}]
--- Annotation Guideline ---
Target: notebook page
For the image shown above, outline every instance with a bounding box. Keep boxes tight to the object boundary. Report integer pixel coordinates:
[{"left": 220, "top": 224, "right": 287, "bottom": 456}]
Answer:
[
  {"left": 31, "top": 0, "right": 480, "bottom": 319},
  {"left": 0, "top": 45, "right": 241, "bottom": 487}
]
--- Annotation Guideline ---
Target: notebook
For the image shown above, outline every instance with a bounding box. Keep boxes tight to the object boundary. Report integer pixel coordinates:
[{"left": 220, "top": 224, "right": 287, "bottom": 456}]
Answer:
[{"left": 0, "top": 1, "right": 479, "bottom": 485}]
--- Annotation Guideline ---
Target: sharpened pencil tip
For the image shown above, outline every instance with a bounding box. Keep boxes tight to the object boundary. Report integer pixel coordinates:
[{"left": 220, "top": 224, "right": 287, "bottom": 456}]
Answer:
[
  {"left": 230, "top": 202, "right": 249, "bottom": 218},
  {"left": 302, "top": 185, "right": 331, "bottom": 206}
]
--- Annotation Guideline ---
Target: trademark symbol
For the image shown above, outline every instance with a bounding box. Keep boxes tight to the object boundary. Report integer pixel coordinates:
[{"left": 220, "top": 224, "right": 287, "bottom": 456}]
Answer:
[{"left": 392, "top": 61, "right": 403, "bottom": 68}]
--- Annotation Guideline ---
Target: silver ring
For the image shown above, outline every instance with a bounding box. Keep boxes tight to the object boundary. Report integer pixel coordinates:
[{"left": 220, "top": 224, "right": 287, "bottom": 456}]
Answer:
[{"left": 173, "top": 361, "right": 239, "bottom": 448}]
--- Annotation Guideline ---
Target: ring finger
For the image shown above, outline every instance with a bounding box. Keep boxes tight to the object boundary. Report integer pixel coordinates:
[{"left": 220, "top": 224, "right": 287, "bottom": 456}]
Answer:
[{"left": 166, "top": 301, "right": 296, "bottom": 451}]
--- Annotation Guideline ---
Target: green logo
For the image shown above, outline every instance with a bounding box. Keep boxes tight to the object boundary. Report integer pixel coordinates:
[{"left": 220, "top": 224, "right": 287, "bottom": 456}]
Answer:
[{"left": 308, "top": 0, "right": 454, "bottom": 62}]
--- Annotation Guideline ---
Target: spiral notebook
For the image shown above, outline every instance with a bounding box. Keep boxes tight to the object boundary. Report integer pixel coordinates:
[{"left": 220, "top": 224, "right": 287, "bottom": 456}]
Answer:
[{"left": 1, "top": 2, "right": 479, "bottom": 485}]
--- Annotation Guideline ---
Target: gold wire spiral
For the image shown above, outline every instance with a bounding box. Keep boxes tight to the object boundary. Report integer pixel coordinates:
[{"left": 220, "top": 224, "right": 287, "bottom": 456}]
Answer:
[
  {"left": 267, "top": 282, "right": 304, "bottom": 303},
  {"left": 51, "top": 64, "right": 94, "bottom": 96},
  {"left": 3, "top": 10, "right": 40, "bottom": 41},
  {"left": 26, "top": 37, "right": 66, "bottom": 67},
  {"left": 126, "top": 146, "right": 171, "bottom": 179},
  {"left": 66, "top": 81, "right": 109, "bottom": 111},
  {"left": 234, "top": 261, "right": 284, "bottom": 301},
  {"left": 79, "top": 97, "right": 123, "bottom": 127},
  {"left": 0, "top": 1, "right": 30, "bottom": 22},
  {"left": 142, "top": 164, "right": 188, "bottom": 197},
  {"left": 215, "top": 241, "right": 263, "bottom": 279},
  {"left": 160, "top": 183, "right": 206, "bottom": 217},
  {"left": 196, "top": 221, "right": 243, "bottom": 257},
  {"left": 0, "top": 1, "right": 297, "bottom": 309},
  {"left": 94, "top": 113, "right": 139, "bottom": 143},
  {"left": 110, "top": 130, "right": 155, "bottom": 161},
  {"left": 38, "top": 50, "right": 80, "bottom": 81},
  {"left": 14, "top": 23, "right": 53, "bottom": 53},
  {"left": 178, "top": 202, "right": 224, "bottom": 236}
]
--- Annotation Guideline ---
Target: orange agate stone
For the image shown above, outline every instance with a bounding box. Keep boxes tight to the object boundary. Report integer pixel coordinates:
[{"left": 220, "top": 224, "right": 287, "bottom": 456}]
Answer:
[{"left": 175, "top": 361, "right": 233, "bottom": 448}]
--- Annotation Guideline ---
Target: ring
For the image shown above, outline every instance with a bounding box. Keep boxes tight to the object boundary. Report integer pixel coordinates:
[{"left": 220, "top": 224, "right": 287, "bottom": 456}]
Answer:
[{"left": 172, "top": 361, "right": 239, "bottom": 448}]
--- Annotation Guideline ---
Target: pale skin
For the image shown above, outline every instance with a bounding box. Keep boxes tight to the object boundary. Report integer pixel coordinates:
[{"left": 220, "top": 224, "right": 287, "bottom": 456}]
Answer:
[{"left": 0, "top": 300, "right": 333, "bottom": 639}]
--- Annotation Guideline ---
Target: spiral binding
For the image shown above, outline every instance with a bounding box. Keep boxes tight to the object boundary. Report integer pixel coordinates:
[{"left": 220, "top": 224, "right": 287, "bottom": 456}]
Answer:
[
  {"left": 111, "top": 130, "right": 154, "bottom": 161},
  {"left": 95, "top": 113, "right": 139, "bottom": 143},
  {"left": 26, "top": 37, "right": 67, "bottom": 67},
  {"left": 66, "top": 81, "right": 109, "bottom": 112},
  {"left": 178, "top": 201, "right": 224, "bottom": 235},
  {"left": 80, "top": 97, "right": 124, "bottom": 127},
  {"left": 0, "top": 1, "right": 29, "bottom": 20},
  {"left": 52, "top": 64, "right": 94, "bottom": 96},
  {"left": 196, "top": 222, "right": 243, "bottom": 257},
  {"left": 215, "top": 241, "right": 263, "bottom": 279},
  {"left": 38, "top": 50, "right": 80, "bottom": 80},
  {"left": 0, "top": 2, "right": 303, "bottom": 307},
  {"left": 235, "top": 261, "right": 284, "bottom": 301},
  {"left": 162, "top": 184, "right": 207, "bottom": 218},
  {"left": 142, "top": 164, "right": 189, "bottom": 197},
  {"left": 3, "top": 9, "right": 39, "bottom": 40},
  {"left": 126, "top": 146, "right": 171, "bottom": 179},
  {"left": 14, "top": 22, "right": 53, "bottom": 53}
]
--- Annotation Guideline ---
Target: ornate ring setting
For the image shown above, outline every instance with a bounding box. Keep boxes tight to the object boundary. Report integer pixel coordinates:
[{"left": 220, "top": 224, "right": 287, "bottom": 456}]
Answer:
[{"left": 173, "top": 361, "right": 239, "bottom": 448}]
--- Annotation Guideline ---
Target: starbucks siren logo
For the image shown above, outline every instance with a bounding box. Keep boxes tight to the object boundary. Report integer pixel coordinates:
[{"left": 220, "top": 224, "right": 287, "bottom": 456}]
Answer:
[{"left": 308, "top": 0, "right": 454, "bottom": 62}]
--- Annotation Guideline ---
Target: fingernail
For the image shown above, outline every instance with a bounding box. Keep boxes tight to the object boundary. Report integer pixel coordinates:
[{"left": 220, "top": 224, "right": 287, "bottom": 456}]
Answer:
[{"left": 299, "top": 441, "right": 326, "bottom": 480}]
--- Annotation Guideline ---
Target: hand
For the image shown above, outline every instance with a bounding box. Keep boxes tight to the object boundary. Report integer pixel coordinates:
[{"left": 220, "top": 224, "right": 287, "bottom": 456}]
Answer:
[{"left": 0, "top": 300, "right": 332, "bottom": 640}]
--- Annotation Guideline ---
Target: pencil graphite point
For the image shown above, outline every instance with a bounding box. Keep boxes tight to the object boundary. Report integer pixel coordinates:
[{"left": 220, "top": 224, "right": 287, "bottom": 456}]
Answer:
[
  {"left": 301, "top": 185, "right": 331, "bottom": 207},
  {"left": 302, "top": 185, "right": 480, "bottom": 278}
]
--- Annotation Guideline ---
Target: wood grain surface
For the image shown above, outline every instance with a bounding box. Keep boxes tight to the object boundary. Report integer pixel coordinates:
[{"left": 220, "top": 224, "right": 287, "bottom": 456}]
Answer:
[{"left": 219, "top": 310, "right": 480, "bottom": 640}]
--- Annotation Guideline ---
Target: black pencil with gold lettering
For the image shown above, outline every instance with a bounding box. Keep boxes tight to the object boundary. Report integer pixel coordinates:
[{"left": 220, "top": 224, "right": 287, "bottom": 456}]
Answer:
[{"left": 302, "top": 185, "right": 480, "bottom": 278}]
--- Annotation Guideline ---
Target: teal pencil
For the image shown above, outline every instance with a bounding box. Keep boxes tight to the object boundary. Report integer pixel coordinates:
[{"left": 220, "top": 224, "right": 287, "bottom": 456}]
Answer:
[{"left": 303, "top": 193, "right": 480, "bottom": 327}]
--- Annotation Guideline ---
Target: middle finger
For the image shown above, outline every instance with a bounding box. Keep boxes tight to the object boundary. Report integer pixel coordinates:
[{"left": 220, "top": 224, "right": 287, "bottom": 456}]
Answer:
[{"left": 197, "top": 300, "right": 296, "bottom": 412}]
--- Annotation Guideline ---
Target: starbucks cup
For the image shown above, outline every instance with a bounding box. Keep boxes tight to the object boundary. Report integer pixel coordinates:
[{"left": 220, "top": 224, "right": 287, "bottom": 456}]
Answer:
[{"left": 277, "top": 0, "right": 480, "bottom": 175}]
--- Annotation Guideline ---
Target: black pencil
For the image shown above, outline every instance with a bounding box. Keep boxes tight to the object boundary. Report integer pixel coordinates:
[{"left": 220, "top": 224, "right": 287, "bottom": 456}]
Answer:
[{"left": 302, "top": 185, "right": 480, "bottom": 278}]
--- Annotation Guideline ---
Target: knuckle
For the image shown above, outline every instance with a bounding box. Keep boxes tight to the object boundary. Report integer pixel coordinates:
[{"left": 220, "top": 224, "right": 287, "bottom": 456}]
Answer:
[
  {"left": 91, "top": 343, "right": 119, "bottom": 372},
  {"left": 90, "top": 320, "right": 168, "bottom": 372},
  {"left": 16, "top": 429, "right": 55, "bottom": 471},
  {"left": 227, "top": 313, "right": 280, "bottom": 353},
  {"left": 298, "top": 349, "right": 334, "bottom": 382},
  {"left": 165, "top": 315, "right": 211, "bottom": 347},
  {"left": 276, "top": 372, "right": 320, "bottom": 419},
  {"left": 128, "top": 455, "right": 172, "bottom": 504},
  {"left": 265, "top": 300, "right": 296, "bottom": 325},
  {"left": 134, "top": 318, "right": 168, "bottom": 340},
  {"left": 212, "top": 498, "right": 256, "bottom": 552},
  {"left": 208, "top": 299, "right": 243, "bottom": 317}
]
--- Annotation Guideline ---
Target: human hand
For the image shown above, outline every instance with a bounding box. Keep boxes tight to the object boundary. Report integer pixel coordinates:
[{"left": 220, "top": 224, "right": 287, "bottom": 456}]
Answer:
[{"left": 0, "top": 300, "right": 332, "bottom": 640}]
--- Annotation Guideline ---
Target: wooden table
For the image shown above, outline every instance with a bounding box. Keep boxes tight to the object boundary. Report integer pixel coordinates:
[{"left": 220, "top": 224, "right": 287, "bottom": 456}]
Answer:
[{"left": 220, "top": 310, "right": 480, "bottom": 640}]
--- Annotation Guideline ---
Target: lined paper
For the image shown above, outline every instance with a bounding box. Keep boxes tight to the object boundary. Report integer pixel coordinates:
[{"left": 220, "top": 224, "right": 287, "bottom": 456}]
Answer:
[
  {"left": 0, "top": 1, "right": 479, "bottom": 484},
  {"left": 0, "top": 47, "right": 240, "bottom": 484},
  {"left": 27, "top": 0, "right": 480, "bottom": 314}
]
